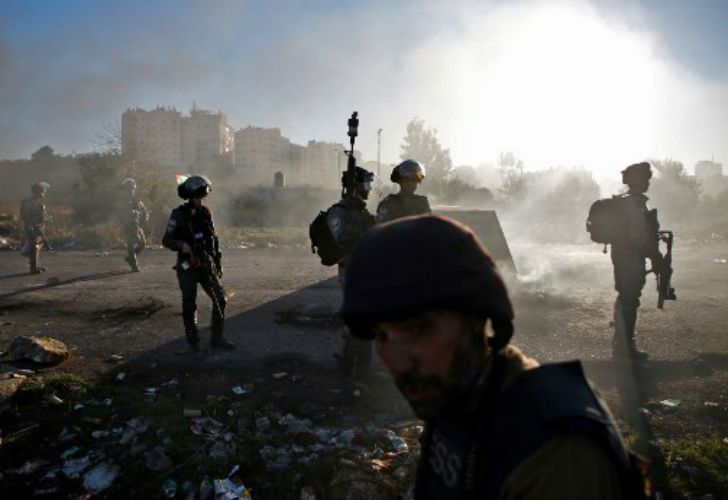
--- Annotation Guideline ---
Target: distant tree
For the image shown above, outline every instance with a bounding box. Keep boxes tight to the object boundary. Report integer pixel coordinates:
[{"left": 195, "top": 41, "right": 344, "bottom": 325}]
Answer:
[
  {"left": 497, "top": 152, "right": 527, "bottom": 202},
  {"left": 92, "top": 121, "right": 123, "bottom": 156},
  {"left": 648, "top": 158, "right": 701, "bottom": 221},
  {"left": 400, "top": 118, "right": 452, "bottom": 195},
  {"left": 31, "top": 145, "right": 55, "bottom": 160}
]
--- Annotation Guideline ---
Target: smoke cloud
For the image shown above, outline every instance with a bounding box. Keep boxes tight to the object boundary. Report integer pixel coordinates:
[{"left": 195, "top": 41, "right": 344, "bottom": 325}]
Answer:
[{"left": 0, "top": 0, "right": 726, "bottom": 177}]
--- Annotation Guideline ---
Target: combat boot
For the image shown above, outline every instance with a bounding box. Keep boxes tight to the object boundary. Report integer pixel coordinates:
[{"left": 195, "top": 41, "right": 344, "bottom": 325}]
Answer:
[{"left": 210, "top": 331, "right": 234, "bottom": 350}]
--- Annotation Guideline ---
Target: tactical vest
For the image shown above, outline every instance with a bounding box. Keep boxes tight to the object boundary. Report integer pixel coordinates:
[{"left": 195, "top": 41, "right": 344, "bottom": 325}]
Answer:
[
  {"left": 378, "top": 193, "right": 430, "bottom": 222},
  {"left": 414, "top": 361, "right": 641, "bottom": 499}
]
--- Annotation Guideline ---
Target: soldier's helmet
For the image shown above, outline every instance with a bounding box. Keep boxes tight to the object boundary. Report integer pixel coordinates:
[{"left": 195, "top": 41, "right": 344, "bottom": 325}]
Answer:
[
  {"left": 31, "top": 182, "right": 50, "bottom": 194},
  {"left": 342, "top": 167, "right": 375, "bottom": 192},
  {"left": 178, "top": 174, "right": 212, "bottom": 200},
  {"left": 121, "top": 178, "right": 137, "bottom": 192},
  {"left": 340, "top": 215, "right": 514, "bottom": 351},
  {"left": 621, "top": 162, "right": 652, "bottom": 185},
  {"left": 391, "top": 159, "right": 426, "bottom": 183}
]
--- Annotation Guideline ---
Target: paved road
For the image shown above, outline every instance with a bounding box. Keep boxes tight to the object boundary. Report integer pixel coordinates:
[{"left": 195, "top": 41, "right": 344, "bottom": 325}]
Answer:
[{"left": 0, "top": 241, "right": 726, "bottom": 372}]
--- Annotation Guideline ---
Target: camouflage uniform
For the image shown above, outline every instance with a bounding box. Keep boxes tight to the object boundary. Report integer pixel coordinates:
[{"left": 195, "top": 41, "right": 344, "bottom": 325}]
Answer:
[
  {"left": 120, "top": 194, "right": 148, "bottom": 272},
  {"left": 327, "top": 195, "right": 375, "bottom": 375},
  {"left": 20, "top": 195, "right": 47, "bottom": 273},
  {"left": 611, "top": 192, "right": 658, "bottom": 355},
  {"left": 162, "top": 203, "right": 227, "bottom": 349},
  {"left": 376, "top": 192, "right": 431, "bottom": 223}
]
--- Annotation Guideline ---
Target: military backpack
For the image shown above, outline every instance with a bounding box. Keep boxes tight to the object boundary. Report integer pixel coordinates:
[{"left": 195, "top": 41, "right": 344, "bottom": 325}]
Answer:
[
  {"left": 309, "top": 208, "right": 341, "bottom": 266},
  {"left": 586, "top": 195, "right": 627, "bottom": 244}
]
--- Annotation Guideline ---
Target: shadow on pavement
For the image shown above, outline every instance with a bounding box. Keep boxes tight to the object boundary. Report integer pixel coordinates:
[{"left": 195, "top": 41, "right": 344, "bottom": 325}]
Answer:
[
  {"left": 0, "top": 272, "right": 34, "bottom": 282},
  {"left": 0, "top": 270, "right": 131, "bottom": 300},
  {"left": 132, "top": 276, "right": 353, "bottom": 371}
]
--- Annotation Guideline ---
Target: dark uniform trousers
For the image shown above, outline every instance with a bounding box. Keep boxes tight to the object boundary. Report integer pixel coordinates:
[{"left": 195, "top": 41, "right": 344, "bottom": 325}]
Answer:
[
  {"left": 123, "top": 224, "right": 146, "bottom": 269},
  {"left": 21, "top": 197, "right": 46, "bottom": 273},
  {"left": 611, "top": 248, "right": 646, "bottom": 350},
  {"left": 176, "top": 263, "right": 227, "bottom": 346}
]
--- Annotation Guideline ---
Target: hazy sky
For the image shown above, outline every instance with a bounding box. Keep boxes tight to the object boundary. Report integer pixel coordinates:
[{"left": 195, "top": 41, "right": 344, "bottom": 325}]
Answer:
[{"left": 1, "top": 0, "right": 726, "bottom": 177}]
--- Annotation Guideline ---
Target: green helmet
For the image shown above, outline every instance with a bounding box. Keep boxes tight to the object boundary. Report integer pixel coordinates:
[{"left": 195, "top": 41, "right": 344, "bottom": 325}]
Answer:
[
  {"left": 178, "top": 174, "right": 212, "bottom": 200},
  {"left": 621, "top": 162, "right": 652, "bottom": 185},
  {"left": 391, "top": 159, "right": 426, "bottom": 183},
  {"left": 31, "top": 182, "right": 50, "bottom": 194}
]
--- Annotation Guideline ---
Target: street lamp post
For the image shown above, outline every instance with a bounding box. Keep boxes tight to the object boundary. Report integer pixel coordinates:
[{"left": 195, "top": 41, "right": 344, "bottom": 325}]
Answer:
[{"left": 377, "top": 128, "right": 382, "bottom": 179}]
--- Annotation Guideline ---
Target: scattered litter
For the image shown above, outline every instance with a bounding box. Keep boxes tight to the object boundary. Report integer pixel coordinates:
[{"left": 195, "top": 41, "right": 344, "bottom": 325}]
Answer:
[
  {"left": 714, "top": 258, "right": 727, "bottom": 264},
  {"left": 208, "top": 441, "right": 231, "bottom": 460},
  {"left": 639, "top": 407, "right": 651, "bottom": 415},
  {"left": 272, "top": 372, "right": 287, "bottom": 379},
  {"left": 106, "top": 354, "right": 124, "bottom": 363},
  {"left": 116, "top": 372, "right": 126, "bottom": 381},
  {"left": 83, "top": 461, "right": 119, "bottom": 494},
  {"left": 9, "top": 459, "right": 48, "bottom": 475},
  {"left": 58, "top": 427, "right": 77, "bottom": 442},
  {"left": 91, "top": 430, "right": 110, "bottom": 439},
  {"left": 704, "top": 401, "right": 719, "bottom": 407},
  {"left": 199, "top": 476, "right": 214, "bottom": 499},
  {"left": 385, "top": 430, "right": 409, "bottom": 454},
  {"left": 301, "top": 485, "right": 316, "bottom": 500},
  {"left": 48, "top": 394, "right": 64, "bottom": 405},
  {"left": 73, "top": 403, "right": 84, "bottom": 411},
  {"left": 191, "top": 417, "right": 224, "bottom": 437},
  {"left": 61, "top": 446, "right": 80, "bottom": 460},
  {"left": 232, "top": 385, "right": 248, "bottom": 396},
  {"left": 161, "top": 378, "right": 179, "bottom": 389},
  {"left": 255, "top": 416, "right": 270, "bottom": 432},
  {"left": 62, "top": 454, "right": 91, "bottom": 478},
  {"left": 352, "top": 389, "right": 362, "bottom": 398},
  {"left": 162, "top": 478, "right": 178, "bottom": 498},
  {"left": 213, "top": 466, "right": 253, "bottom": 498},
  {"left": 144, "top": 387, "right": 158, "bottom": 401},
  {"left": 659, "top": 399, "right": 681, "bottom": 408},
  {"left": 144, "top": 445, "right": 173, "bottom": 472},
  {"left": 183, "top": 408, "right": 202, "bottom": 418}
]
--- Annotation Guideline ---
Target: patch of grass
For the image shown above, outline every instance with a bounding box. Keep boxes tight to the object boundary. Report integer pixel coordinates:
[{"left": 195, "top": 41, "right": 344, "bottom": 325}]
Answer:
[
  {"left": 663, "top": 436, "right": 728, "bottom": 500},
  {"left": 17, "top": 371, "right": 91, "bottom": 401}
]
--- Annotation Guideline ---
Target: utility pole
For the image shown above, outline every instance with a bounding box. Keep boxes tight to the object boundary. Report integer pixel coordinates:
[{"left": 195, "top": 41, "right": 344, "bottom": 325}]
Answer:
[
  {"left": 335, "top": 149, "right": 342, "bottom": 186},
  {"left": 377, "top": 128, "right": 383, "bottom": 179}
]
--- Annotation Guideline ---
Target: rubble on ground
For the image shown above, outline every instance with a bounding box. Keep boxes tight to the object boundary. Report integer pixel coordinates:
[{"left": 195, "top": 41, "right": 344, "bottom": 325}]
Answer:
[{"left": 7, "top": 336, "right": 69, "bottom": 365}]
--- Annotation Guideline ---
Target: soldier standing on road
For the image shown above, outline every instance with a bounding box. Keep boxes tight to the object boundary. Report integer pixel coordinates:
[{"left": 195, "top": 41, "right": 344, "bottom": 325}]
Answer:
[
  {"left": 119, "top": 178, "right": 149, "bottom": 272},
  {"left": 327, "top": 166, "right": 376, "bottom": 376},
  {"left": 376, "top": 159, "right": 431, "bottom": 223},
  {"left": 611, "top": 162, "right": 662, "bottom": 360},
  {"left": 162, "top": 174, "right": 234, "bottom": 354},
  {"left": 341, "top": 216, "right": 652, "bottom": 499},
  {"left": 20, "top": 182, "right": 50, "bottom": 274}
]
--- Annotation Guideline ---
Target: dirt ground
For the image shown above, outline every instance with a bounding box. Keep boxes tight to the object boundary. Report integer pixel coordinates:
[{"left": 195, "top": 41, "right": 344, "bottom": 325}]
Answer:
[{"left": 0, "top": 240, "right": 726, "bottom": 499}]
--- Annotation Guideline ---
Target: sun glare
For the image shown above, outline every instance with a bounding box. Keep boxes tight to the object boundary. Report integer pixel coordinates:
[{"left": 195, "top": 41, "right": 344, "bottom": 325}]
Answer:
[{"left": 438, "top": 3, "right": 663, "bottom": 174}]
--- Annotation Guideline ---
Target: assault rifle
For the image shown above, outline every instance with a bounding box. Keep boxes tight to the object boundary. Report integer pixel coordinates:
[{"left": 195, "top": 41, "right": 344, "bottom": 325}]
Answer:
[
  {"left": 343, "top": 111, "right": 359, "bottom": 197},
  {"left": 654, "top": 230, "right": 676, "bottom": 309}
]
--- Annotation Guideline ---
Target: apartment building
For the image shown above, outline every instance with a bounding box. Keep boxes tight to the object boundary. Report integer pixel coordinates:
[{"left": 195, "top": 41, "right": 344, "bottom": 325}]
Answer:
[{"left": 121, "top": 105, "right": 233, "bottom": 168}]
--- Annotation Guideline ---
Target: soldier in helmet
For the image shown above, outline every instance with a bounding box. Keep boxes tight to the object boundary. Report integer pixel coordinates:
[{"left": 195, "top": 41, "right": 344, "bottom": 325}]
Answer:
[
  {"left": 341, "top": 216, "right": 650, "bottom": 499},
  {"left": 376, "top": 159, "right": 431, "bottom": 223},
  {"left": 20, "top": 182, "right": 50, "bottom": 274},
  {"left": 162, "top": 174, "right": 234, "bottom": 353},
  {"left": 119, "top": 178, "right": 149, "bottom": 272},
  {"left": 611, "top": 162, "right": 662, "bottom": 360},
  {"left": 328, "top": 166, "right": 376, "bottom": 376}
]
